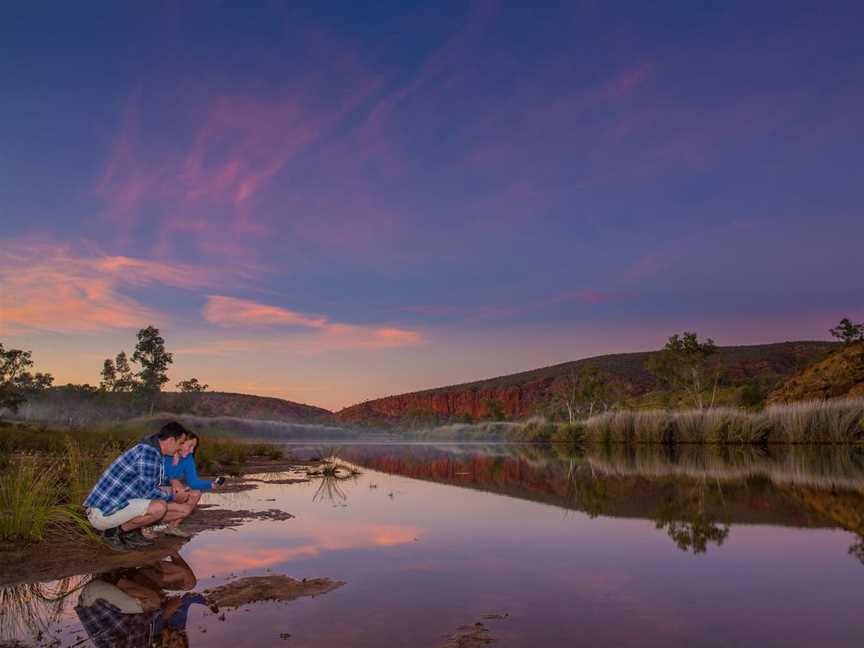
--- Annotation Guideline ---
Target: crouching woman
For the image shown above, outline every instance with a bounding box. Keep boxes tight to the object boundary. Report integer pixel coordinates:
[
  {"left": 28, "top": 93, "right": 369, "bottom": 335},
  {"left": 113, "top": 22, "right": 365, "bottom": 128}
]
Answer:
[{"left": 162, "top": 431, "right": 223, "bottom": 533}]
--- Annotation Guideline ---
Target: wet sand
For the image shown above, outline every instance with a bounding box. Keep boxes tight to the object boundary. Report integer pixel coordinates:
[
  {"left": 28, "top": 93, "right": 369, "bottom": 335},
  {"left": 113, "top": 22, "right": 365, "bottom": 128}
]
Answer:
[{"left": 0, "top": 459, "right": 319, "bottom": 587}]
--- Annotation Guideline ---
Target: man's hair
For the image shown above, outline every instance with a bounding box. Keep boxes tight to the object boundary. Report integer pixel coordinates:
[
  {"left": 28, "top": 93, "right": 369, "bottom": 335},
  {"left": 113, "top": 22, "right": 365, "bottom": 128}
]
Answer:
[{"left": 157, "top": 421, "right": 189, "bottom": 440}]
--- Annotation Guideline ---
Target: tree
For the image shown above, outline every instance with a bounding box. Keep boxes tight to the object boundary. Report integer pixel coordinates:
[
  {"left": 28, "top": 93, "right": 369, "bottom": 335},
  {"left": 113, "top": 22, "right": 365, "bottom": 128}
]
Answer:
[
  {"left": 0, "top": 343, "right": 54, "bottom": 413},
  {"left": 177, "top": 377, "right": 209, "bottom": 393},
  {"left": 552, "top": 363, "right": 611, "bottom": 423},
  {"left": 113, "top": 351, "right": 138, "bottom": 392},
  {"left": 574, "top": 363, "right": 610, "bottom": 418},
  {"left": 100, "top": 351, "right": 139, "bottom": 392},
  {"left": 646, "top": 332, "right": 719, "bottom": 409},
  {"left": 830, "top": 318, "right": 864, "bottom": 345},
  {"left": 132, "top": 326, "right": 173, "bottom": 392},
  {"left": 100, "top": 358, "right": 117, "bottom": 391},
  {"left": 486, "top": 399, "right": 507, "bottom": 421}
]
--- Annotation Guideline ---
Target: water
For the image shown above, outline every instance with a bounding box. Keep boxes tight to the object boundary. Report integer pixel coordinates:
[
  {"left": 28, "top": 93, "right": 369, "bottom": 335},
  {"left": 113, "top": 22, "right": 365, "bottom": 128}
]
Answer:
[{"left": 4, "top": 443, "right": 864, "bottom": 647}]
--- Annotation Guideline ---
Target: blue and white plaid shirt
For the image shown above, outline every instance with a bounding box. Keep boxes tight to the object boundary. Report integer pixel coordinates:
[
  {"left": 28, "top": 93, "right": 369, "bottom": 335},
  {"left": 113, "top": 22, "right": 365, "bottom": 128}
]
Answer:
[
  {"left": 83, "top": 437, "right": 171, "bottom": 516},
  {"left": 75, "top": 599, "right": 158, "bottom": 648}
]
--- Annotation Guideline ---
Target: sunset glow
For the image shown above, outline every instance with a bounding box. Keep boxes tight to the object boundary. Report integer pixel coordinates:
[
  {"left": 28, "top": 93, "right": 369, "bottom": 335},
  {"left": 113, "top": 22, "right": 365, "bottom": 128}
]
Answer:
[{"left": 2, "top": 2, "right": 862, "bottom": 410}]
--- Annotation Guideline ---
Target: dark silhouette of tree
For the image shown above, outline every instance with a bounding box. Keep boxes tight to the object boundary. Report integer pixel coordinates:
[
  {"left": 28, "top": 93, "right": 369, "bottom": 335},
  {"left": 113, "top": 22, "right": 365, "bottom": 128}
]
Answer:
[
  {"left": 0, "top": 343, "right": 54, "bottom": 412},
  {"left": 99, "top": 358, "right": 116, "bottom": 391},
  {"left": 114, "top": 351, "right": 138, "bottom": 392},
  {"left": 830, "top": 318, "right": 864, "bottom": 345},
  {"left": 176, "top": 378, "right": 209, "bottom": 393},
  {"left": 132, "top": 326, "right": 173, "bottom": 392}
]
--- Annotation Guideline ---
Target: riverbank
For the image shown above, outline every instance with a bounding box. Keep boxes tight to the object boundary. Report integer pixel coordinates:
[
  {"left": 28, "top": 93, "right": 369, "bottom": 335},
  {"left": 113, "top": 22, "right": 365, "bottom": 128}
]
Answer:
[
  {"left": 0, "top": 457, "right": 321, "bottom": 587},
  {"left": 408, "top": 398, "right": 864, "bottom": 444}
]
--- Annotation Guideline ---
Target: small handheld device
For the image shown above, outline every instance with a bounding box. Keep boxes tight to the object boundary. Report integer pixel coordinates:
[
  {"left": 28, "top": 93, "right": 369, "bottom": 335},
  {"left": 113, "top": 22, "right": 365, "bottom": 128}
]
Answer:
[{"left": 214, "top": 476, "right": 225, "bottom": 486}]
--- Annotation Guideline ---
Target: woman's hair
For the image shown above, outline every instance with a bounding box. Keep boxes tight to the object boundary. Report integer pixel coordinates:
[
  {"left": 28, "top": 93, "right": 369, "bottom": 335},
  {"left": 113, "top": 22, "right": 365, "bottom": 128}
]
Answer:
[{"left": 185, "top": 430, "right": 200, "bottom": 456}]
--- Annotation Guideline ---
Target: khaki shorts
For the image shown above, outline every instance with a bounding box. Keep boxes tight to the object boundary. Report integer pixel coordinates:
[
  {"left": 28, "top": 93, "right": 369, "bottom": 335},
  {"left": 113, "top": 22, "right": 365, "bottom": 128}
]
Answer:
[
  {"left": 78, "top": 579, "right": 145, "bottom": 613},
  {"left": 86, "top": 498, "right": 152, "bottom": 531}
]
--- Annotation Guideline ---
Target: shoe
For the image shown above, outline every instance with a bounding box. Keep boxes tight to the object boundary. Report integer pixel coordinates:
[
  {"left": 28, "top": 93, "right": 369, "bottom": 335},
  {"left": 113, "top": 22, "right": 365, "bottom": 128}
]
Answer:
[
  {"left": 101, "top": 528, "right": 129, "bottom": 552},
  {"left": 163, "top": 526, "right": 191, "bottom": 538},
  {"left": 142, "top": 524, "right": 167, "bottom": 539},
  {"left": 120, "top": 528, "right": 155, "bottom": 548}
]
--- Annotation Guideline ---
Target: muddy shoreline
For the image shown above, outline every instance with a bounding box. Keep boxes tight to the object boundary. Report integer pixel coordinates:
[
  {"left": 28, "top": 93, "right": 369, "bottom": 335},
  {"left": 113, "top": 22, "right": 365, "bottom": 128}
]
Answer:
[{"left": 0, "top": 459, "right": 318, "bottom": 587}]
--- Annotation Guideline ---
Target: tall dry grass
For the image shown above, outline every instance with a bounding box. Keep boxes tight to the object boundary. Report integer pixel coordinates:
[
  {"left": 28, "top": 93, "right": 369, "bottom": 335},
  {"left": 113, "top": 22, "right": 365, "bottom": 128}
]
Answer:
[{"left": 580, "top": 398, "right": 864, "bottom": 445}]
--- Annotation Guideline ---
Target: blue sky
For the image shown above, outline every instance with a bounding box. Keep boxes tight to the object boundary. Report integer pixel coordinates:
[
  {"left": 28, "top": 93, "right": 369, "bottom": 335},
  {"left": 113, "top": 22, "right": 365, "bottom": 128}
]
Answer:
[{"left": 1, "top": 1, "right": 862, "bottom": 409}]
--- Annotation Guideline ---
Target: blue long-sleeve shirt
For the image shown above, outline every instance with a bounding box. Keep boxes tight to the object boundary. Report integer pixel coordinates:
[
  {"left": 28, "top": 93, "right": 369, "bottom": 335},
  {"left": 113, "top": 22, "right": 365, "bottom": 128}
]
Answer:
[
  {"left": 162, "top": 454, "right": 212, "bottom": 490},
  {"left": 84, "top": 435, "right": 171, "bottom": 516}
]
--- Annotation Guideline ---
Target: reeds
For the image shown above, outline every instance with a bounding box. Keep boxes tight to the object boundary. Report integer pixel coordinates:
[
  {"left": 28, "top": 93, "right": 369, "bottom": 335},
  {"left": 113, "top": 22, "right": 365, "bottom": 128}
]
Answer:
[
  {"left": 578, "top": 398, "right": 864, "bottom": 445},
  {"left": 0, "top": 457, "right": 87, "bottom": 543}
]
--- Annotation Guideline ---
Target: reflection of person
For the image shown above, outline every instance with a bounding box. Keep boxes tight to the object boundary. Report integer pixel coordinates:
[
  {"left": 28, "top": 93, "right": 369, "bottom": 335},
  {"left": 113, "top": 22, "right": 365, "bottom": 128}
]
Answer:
[
  {"left": 74, "top": 553, "right": 205, "bottom": 648},
  {"left": 160, "top": 431, "right": 223, "bottom": 538},
  {"left": 83, "top": 422, "right": 198, "bottom": 550}
]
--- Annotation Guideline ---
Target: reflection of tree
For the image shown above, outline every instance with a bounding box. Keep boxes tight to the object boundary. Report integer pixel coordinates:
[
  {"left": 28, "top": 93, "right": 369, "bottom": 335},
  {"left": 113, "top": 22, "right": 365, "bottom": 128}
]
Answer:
[
  {"left": 654, "top": 482, "right": 730, "bottom": 554},
  {"left": 312, "top": 465, "right": 354, "bottom": 506},
  {"left": 656, "top": 516, "right": 730, "bottom": 554},
  {"left": 848, "top": 537, "right": 864, "bottom": 566},
  {"left": 0, "top": 576, "right": 85, "bottom": 641}
]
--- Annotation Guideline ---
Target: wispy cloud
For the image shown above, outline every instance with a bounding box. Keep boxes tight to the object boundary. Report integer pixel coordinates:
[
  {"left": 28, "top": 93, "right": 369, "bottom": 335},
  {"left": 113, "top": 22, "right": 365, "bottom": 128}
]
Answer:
[
  {"left": 196, "top": 295, "right": 422, "bottom": 354},
  {"left": 0, "top": 241, "right": 214, "bottom": 334}
]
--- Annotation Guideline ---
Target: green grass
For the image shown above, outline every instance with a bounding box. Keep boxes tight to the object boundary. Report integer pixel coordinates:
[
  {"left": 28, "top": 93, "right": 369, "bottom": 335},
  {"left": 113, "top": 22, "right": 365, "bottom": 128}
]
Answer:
[
  {"left": 0, "top": 420, "right": 285, "bottom": 543},
  {"left": 0, "top": 456, "right": 89, "bottom": 543}
]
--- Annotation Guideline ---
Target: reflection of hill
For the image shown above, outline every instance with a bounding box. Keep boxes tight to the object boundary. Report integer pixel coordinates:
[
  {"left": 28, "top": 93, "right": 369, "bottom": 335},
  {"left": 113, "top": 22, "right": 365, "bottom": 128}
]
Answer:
[{"left": 340, "top": 445, "right": 864, "bottom": 534}]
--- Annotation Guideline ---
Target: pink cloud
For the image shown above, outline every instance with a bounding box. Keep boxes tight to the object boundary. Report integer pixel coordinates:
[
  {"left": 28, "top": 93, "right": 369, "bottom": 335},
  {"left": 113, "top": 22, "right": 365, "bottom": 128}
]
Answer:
[
  {"left": 0, "top": 241, "right": 216, "bottom": 334},
  {"left": 93, "top": 49, "right": 385, "bottom": 261},
  {"left": 197, "top": 295, "right": 422, "bottom": 353},
  {"left": 203, "top": 296, "right": 328, "bottom": 329}
]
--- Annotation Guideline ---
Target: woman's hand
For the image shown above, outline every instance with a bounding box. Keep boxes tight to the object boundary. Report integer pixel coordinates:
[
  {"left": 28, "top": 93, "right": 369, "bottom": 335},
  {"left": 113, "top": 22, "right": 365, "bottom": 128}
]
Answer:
[{"left": 172, "top": 485, "right": 191, "bottom": 503}]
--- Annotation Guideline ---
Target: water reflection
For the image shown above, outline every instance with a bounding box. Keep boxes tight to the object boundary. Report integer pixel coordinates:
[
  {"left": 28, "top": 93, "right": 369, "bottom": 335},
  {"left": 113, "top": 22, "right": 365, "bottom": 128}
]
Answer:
[
  {"left": 73, "top": 553, "right": 204, "bottom": 648},
  {"left": 339, "top": 443, "right": 864, "bottom": 558}
]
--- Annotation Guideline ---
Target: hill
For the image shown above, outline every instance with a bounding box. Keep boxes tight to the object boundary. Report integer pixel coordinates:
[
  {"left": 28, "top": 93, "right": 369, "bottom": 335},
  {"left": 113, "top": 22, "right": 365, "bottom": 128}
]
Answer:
[
  {"left": 336, "top": 341, "right": 836, "bottom": 425},
  {"left": 13, "top": 388, "right": 332, "bottom": 425},
  {"left": 768, "top": 342, "right": 864, "bottom": 404}
]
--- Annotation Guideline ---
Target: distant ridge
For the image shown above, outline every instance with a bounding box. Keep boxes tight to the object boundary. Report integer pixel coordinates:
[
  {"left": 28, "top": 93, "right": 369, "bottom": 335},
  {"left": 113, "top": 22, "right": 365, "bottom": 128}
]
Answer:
[
  {"left": 336, "top": 341, "right": 836, "bottom": 424},
  {"left": 17, "top": 388, "right": 332, "bottom": 425}
]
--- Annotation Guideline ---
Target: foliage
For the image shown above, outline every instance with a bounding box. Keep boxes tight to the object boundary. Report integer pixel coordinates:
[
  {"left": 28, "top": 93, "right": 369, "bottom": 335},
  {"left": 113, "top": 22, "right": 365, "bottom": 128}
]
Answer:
[
  {"left": 552, "top": 363, "right": 612, "bottom": 423},
  {"left": 177, "top": 377, "right": 209, "bottom": 392},
  {"left": 486, "top": 399, "right": 507, "bottom": 421},
  {"left": 99, "top": 351, "right": 140, "bottom": 392},
  {"left": 0, "top": 343, "right": 54, "bottom": 413},
  {"left": 830, "top": 318, "right": 864, "bottom": 345},
  {"left": 646, "top": 332, "right": 719, "bottom": 409},
  {"left": 0, "top": 457, "right": 85, "bottom": 543},
  {"left": 132, "top": 325, "right": 174, "bottom": 392},
  {"left": 738, "top": 383, "right": 767, "bottom": 410},
  {"left": 99, "top": 358, "right": 116, "bottom": 391}
]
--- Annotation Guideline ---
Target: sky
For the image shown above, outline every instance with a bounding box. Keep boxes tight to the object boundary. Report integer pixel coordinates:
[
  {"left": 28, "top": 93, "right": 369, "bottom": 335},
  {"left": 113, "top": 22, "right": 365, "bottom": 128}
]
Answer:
[{"left": 1, "top": 1, "right": 862, "bottom": 411}]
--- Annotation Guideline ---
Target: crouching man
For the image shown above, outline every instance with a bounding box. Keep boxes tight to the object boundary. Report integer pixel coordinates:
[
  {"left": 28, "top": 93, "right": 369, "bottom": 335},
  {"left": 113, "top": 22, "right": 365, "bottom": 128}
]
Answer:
[{"left": 83, "top": 422, "right": 198, "bottom": 551}]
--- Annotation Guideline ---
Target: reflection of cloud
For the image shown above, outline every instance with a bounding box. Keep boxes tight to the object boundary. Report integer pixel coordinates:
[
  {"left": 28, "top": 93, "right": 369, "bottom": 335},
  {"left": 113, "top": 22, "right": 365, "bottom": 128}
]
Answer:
[
  {"left": 0, "top": 241, "right": 214, "bottom": 333},
  {"left": 187, "top": 521, "right": 420, "bottom": 573},
  {"left": 195, "top": 296, "right": 422, "bottom": 354}
]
